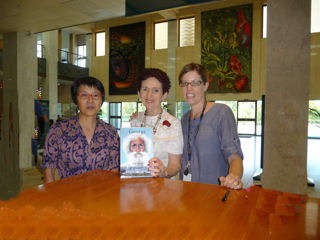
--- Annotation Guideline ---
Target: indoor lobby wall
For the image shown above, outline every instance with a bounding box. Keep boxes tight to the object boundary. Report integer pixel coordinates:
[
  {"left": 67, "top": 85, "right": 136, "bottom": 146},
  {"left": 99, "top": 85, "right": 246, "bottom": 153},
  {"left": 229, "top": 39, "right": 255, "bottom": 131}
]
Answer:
[{"left": 90, "top": 0, "right": 320, "bottom": 102}]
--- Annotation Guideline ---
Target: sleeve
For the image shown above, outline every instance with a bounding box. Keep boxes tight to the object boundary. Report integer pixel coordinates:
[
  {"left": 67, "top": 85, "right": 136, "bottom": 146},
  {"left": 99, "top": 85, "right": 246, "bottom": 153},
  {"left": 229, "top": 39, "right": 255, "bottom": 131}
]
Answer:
[
  {"left": 130, "top": 112, "right": 142, "bottom": 127},
  {"left": 41, "top": 125, "right": 61, "bottom": 169},
  {"left": 107, "top": 128, "right": 120, "bottom": 170},
  {"left": 219, "top": 106, "right": 244, "bottom": 161},
  {"left": 167, "top": 118, "right": 183, "bottom": 155}
]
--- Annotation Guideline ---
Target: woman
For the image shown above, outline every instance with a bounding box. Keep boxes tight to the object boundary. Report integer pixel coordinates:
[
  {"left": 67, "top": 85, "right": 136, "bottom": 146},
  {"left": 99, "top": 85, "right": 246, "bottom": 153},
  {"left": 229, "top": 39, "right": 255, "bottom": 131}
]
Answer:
[
  {"left": 130, "top": 68, "right": 183, "bottom": 178},
  {"left": 42, "top": 77, "right": 120, "bottom": 183},
  {"left": 178, "top": 63, "right": 243, "bottom": 189}
]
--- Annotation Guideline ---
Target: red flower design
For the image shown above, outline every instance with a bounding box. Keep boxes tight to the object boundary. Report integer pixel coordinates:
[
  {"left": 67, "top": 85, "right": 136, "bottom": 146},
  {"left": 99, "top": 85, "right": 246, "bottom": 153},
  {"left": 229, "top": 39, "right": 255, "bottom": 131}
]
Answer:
[
  {"left": 162, "top": 120, "right": 171, "bottom": 127},
  {"left": 229, "top": 55, "right": 242, "bottom": 74},
  {"left": 234, "top": 77, "right": 248, "bottom": 91}
]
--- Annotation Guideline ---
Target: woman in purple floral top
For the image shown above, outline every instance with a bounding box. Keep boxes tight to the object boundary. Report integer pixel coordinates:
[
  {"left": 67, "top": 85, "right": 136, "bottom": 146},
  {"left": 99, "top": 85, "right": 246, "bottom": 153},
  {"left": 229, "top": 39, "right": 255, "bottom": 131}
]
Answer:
[{"left": 42, "top": 77, "right": 120, "bottom": 183}]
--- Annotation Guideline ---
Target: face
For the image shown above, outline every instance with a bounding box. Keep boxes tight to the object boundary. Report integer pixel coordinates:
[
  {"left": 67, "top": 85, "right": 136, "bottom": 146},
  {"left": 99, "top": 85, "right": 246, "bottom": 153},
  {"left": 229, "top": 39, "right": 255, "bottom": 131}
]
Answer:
[
  {"left": 129, "top": 138, "right": 145, "bottom": 152},
  {"left": 77, "top": 85, "right": 103, "bottom": 118},
  {"left": 180, "top": 70, "right": 208, "bottom": 107},
  {"left": 138, "top": 77, "right": 168, "bottom": 113}
]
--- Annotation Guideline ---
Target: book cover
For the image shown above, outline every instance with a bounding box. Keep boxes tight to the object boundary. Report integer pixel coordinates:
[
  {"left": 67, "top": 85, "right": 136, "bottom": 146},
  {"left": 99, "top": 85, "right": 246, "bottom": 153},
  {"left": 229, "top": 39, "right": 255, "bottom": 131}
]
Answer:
[{"left": 120, "top": 127, "right": 153, "bottom": 178}]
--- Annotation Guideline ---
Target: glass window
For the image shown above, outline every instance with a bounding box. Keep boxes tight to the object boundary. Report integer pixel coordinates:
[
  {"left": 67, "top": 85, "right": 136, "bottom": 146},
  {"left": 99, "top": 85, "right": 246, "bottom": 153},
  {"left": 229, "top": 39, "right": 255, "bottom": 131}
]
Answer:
[
  {"left": 179, "top": 17, "right": 195, "bottom": 47},
  {"left": 238, "top": 121, "right": 256, "bottom": 135},
  {"left": 311, "top": 0, "right": 320, "bottom": 33},
  {"left": 96, "top": 32, "right": 105, "bottom": 56},
  {"left": 99, "top": 102, "right": 109, "bottom": 123},
  {"left": 37, "top": 33, "right": 43, "bottom": 58},
  {"left": 238, "top": 101, "right": 256, "bottom": 119},
  {"left": 155, "top": 22, "right": 168, "bottom": 50},
  {"left": 61, "top": 48, "right": 69, "bottom": 63},
  {"left": 37, "top": 40, "right": 43, "bottom": 58},
  {"left": 308, "top": 100, "right": 320, "bottom": 138},
  {"left": 256, "top": 100, "right": 262, "bottom": 136},
  {"left": 76, "top": 45, "right": 86, "bottom": 67},
  {"left": 176, "top": 102, "right": 190, "bottom": 120},
  {"left": 109, "top": 102, "right": 121, "bottom": 129},
  {"left": 121, "top": 102, "right": 139, "bottom": 128},
  {"left": 237, "top": 101, "right": 257, "bottom": 136},
  {"left": 262, "top": 5, "right": 267, "bottom": 38}
]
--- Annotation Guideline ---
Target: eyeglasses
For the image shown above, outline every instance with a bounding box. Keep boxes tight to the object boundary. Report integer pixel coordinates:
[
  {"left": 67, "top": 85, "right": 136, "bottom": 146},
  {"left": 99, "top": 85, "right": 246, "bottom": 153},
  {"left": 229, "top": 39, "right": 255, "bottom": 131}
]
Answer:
[
  {"left": 179, "top": 80, "right": 203, "bottom": 87},
  {"left": 78, "top": 92, "right": 102, "bottom": 101}
]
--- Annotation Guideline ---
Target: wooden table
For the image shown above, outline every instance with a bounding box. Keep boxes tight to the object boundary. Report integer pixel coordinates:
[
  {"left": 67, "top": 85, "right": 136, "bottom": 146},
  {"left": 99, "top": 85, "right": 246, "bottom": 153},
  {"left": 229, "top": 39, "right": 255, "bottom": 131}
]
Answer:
[{"left": 1, "top": 170, "right": 319, "bottom": 239}]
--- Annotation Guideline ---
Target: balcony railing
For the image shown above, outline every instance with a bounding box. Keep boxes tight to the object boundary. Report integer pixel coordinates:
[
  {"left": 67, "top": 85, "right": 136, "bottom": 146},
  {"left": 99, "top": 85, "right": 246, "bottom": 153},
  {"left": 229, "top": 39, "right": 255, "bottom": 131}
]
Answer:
[{"left": 58, "top": 49, "right": 86, "bottom": 67}]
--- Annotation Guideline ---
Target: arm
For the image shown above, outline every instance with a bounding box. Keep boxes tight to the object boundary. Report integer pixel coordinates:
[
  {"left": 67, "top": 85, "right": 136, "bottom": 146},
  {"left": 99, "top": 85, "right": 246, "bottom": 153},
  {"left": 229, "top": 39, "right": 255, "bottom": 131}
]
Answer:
[
  {"left": 218, "top": 105, "right": 244, "bottom": 189},
  {"left": 228, "top": 153, "right": 243, "bottom": 178},
  {"left": 41, "top": 124, "right": 60, "bottom": 183},
  {"left": 219, "top": 153, "right": 243, "bottom": 189},
  {"left": 44, "top": 168, "right": 56, "bottom": 183},
  {"left": 149, "top": 153, "right": 182, "bottom": 178},
  {"left": 165, "top": 153, "right": 182, "bottom": 178},
  {"left": 109, "top": 129, "right": 120, "bottom": 172}
]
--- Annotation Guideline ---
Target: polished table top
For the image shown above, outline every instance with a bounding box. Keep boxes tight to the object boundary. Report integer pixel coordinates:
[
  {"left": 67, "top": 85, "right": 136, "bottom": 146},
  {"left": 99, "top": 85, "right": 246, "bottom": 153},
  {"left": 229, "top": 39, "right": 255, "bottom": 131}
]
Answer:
[{"left": 0, "top": 170, "right": 319, "bottom": 239}]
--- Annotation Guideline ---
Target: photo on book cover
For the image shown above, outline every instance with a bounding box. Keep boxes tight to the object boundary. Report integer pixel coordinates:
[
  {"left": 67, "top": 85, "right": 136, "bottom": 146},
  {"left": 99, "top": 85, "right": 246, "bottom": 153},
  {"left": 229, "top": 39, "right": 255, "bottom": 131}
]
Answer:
[{"left": 120, "top": 127, "right": 153, "bottom": 178}]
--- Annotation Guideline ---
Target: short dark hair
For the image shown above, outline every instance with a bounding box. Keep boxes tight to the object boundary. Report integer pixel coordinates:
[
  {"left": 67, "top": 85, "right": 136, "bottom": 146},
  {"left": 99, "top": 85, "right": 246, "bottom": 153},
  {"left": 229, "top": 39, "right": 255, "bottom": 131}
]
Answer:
[
  {"left": 71, "top": 77, "right": 105, "bottom": 105},
  {"left": 137, "top": 68, "right": 171, "bottom": 94},
  {"left": 178, "top": 63, "right": 208, "bottom": 84}
]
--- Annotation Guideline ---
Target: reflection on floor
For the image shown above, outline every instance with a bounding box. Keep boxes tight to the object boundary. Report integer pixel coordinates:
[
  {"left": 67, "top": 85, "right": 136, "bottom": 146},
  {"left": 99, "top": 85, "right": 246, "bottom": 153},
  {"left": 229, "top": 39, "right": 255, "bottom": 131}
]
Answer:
[
  {"left": 22, "top": 136, "right": 320, "bottom": 198},
  {"left": 240, "top": 136, "right": 320, "bottom": 198}
]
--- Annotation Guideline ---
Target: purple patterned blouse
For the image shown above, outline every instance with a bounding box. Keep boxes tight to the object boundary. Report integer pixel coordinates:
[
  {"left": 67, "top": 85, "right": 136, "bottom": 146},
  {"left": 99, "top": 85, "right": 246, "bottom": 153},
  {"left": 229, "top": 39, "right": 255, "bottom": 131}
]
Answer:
[{"left": 41, "top": 116, "right": 120, "bottom": 179}]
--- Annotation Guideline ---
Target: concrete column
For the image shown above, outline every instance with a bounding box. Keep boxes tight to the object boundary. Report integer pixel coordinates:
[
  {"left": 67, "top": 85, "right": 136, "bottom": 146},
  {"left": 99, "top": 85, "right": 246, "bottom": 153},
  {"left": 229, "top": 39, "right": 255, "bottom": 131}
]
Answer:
[
  {"left": 262, "top": 0, "right": 310, "bottom": 194},
  {"left": 42, "top": 30, "right": 58, "bottom": 120},
  {"left": 0, "top": 31, "right": 37, "bottom": 199},
  {"left": 166, "top": 20, "right": 177, "bottom": 115}
]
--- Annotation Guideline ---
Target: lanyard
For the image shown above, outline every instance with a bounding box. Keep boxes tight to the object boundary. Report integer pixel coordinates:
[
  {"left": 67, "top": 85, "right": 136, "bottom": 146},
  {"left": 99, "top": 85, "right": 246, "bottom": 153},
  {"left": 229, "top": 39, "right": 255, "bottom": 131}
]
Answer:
[{"left": 184, "top": 101, "right": 207, "bottom": 175}]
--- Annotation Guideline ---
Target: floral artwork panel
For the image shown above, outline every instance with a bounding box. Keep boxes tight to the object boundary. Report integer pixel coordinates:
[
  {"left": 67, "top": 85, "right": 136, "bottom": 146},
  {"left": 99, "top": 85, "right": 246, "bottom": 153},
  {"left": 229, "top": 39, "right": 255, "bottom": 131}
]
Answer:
[
  {"left": 201, "top": 4, "right": 252, "bottom": 93},
  {"left": 109, "top": 22, "right": 145, "bottom": 95}
]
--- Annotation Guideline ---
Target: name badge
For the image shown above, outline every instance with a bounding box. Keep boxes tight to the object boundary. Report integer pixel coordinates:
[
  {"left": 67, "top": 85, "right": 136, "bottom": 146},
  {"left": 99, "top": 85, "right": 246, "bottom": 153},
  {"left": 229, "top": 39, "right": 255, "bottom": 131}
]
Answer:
[{"left": 183, "top": 173, "right": 192, "bottom": 182}]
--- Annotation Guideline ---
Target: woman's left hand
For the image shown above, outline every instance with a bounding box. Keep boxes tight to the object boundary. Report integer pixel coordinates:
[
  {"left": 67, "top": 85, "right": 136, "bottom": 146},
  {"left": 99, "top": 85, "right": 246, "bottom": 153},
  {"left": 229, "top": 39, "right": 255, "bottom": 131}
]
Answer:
[
  {"left": 219, "top": 173, "right": 243, "bottom": 189},
  {"left": 148, "top": 157, "right": 166, "bottom": 177}
]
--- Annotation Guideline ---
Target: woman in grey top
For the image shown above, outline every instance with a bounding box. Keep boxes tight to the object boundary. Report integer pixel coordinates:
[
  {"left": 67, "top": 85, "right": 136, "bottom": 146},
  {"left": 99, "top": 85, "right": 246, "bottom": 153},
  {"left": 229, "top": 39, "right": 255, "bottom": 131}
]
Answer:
[{"left": 178, "top": 63, "right": 244, "bottom": 189}]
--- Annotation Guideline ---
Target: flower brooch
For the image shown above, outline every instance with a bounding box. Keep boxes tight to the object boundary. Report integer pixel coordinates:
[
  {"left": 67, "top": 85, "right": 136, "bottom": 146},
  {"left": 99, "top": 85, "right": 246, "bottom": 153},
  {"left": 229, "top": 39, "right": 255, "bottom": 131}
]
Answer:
[{"left": 162, "top": 120, "right": 171, "bottom": 127}]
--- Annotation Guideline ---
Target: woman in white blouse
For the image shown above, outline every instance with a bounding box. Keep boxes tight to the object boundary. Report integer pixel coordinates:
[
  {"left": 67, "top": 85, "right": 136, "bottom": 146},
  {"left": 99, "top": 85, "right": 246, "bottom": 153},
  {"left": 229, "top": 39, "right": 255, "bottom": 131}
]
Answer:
[{"left": 130, "top": 68, "right": 183, "bottom": 178}]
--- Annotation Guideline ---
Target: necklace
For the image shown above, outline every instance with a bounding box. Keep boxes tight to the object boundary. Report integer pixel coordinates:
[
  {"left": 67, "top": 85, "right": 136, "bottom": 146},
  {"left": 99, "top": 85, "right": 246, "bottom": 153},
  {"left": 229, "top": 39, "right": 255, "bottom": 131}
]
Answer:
[
  {"left": 184, "top": 100, "right": 207, "bottom": 176},
  {"left": 140, "top": 109, "right": 163, "bottom": 134}
]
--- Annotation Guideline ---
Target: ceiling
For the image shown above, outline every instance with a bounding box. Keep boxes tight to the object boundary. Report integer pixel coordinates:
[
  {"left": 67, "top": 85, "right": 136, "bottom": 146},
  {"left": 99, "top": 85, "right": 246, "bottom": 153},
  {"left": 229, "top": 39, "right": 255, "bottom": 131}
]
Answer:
[
  {"left": 0, "top": 0, "right": 216, "bottom": 34},
  {"left": 125, "top": 0, "right": 216, "bottom": 17},
  {"left": 0, "top": 0, "right": 125, "bottom": 34}
]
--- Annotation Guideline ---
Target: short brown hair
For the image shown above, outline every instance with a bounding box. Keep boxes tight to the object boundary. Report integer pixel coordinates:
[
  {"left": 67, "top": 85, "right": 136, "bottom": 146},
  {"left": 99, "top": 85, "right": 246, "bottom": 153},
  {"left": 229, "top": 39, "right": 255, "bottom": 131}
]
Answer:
[
  {"left": 178, "top": 63, "right": 208, "bottom": 84},
  {"left": 137, "top": 68, "right": 171, "bottom": 94}
]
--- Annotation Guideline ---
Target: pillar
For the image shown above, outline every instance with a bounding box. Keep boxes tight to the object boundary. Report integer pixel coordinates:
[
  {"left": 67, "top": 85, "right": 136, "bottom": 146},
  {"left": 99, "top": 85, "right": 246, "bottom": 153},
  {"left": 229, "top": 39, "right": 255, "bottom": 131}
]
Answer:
[
  {"left": 0, "top": 31, "right": 37, "bottom": 199},
  {"left": 42, "top": 30, "right": 58, "bottom": 120},
  {"left": 262, "top": 0, "right": 310, "bottom": 194},
  {"left": 167, "top": 20, "right": 178, "bottom": 115}
]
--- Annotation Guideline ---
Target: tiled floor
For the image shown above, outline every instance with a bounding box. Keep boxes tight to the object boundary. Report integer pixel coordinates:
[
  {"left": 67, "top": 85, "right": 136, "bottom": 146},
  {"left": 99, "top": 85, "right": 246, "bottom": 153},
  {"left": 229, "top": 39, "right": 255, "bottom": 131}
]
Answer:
[{"left": 22, "top": 136, "right": 320, "bottom": 198}]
